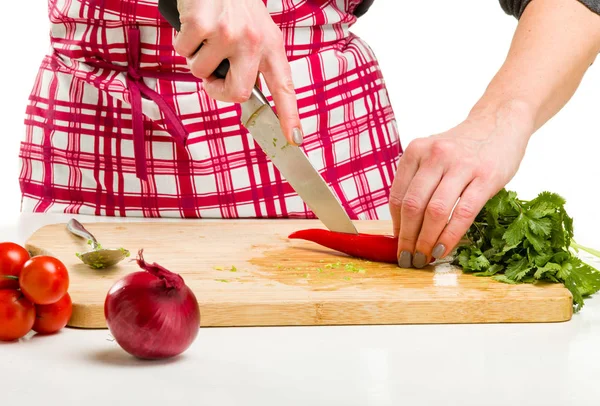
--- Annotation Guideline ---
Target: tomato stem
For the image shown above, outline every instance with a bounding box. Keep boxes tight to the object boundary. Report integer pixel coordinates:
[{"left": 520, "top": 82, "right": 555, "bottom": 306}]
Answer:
[{"left": 2, "top": 275, "right": 19, "bottom": 281}]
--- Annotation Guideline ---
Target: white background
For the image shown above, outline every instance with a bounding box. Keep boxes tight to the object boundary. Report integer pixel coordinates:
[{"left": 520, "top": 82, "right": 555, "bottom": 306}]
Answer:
[
  {"left": 1, "top": 3, "right": 600, "bottom": 405},
  {"left": 0, "top": 0, "right": 599, "bottom": 246}
]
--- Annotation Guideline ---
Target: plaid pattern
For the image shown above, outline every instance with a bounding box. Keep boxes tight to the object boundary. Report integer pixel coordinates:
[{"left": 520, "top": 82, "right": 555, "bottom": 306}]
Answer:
[{"left": 19, "top": 0, "right": 401, "bottom": 220}]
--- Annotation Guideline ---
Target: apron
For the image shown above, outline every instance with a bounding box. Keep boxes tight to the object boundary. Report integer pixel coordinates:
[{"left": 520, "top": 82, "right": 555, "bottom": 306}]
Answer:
[{"left": 19, "top": 0, "right": 401, "bottom": 220}]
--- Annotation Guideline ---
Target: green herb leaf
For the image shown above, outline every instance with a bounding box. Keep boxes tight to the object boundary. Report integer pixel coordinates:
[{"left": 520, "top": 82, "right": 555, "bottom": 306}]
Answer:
[
  {"left": 474, "top": 263, "right": 504, "bottom": 277},
  {"left": 533, "top": 262, "right": 561, "bottom": 280},
  {"left": 504, "top": 257, "right": 532, "bottom": 281},
  {"left": 454, "top": 188, "right": 600, "bottom": 312},
  {"left": 491, "top": 274, "right": 519, "bottom": 285},
  {"left": 468, "top": 254, "right": 490, "bottom": 271},
  {"left": 527, "top": 216, "right": 553, "bottom": 237},
  {"left": 503, "top": 212, "right": 528, "bottom": 246}
]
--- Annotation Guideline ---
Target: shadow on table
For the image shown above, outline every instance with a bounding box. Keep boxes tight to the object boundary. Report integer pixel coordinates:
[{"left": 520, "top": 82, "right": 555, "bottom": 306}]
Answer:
[
  {"left": 87, "top": 347, "right": 184, "bottom": 367},
  {"left": 0, "top": 340, "right": 22, "bottom": 346},
  {"left": 0, "top": 330, "right": 42, "bottom": 345}
]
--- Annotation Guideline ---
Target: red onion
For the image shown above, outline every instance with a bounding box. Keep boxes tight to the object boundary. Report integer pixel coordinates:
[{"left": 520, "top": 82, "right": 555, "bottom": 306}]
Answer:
[{"left": 104, "top": 249, "right": 200, "bottom": 360}]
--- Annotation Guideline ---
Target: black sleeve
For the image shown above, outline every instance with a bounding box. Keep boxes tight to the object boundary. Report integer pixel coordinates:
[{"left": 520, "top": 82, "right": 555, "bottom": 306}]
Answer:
[
  {"left": 500, "top": 0, "right": 600, "bottom": 18},
  {"left": 354, "top": 0, "right": 375, "bottom": 17}
]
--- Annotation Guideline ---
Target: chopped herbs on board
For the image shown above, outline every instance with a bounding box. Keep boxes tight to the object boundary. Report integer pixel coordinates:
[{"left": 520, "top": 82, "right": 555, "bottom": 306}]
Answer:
[{"left": 453, "top": 189, "right": 600, "bottom": 312}]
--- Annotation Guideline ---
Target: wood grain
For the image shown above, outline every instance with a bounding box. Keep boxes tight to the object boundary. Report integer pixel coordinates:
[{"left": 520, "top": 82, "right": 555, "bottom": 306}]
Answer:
[{"left": 24, "top": 220, "right": 573, "bottom": 328}]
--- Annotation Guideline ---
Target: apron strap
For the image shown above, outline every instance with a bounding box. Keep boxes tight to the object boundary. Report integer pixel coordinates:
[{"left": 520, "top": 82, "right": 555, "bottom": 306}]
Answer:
[{"left": 125, "top": 26, "right": 190, "bottom": 181}]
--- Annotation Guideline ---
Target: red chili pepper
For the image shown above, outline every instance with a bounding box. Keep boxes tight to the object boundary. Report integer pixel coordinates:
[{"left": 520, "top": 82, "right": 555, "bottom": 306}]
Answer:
[{"left": 288, "top": 229, "right": 399, "bottom": 264}]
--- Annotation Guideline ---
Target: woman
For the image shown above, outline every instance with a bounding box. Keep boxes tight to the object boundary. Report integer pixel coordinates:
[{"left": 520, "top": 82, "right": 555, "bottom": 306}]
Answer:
[
  {"left": 20, "top": 1, "right": 398, "bottom": 220},
  {"left": 19, "top": 1, "right": 600, "bottom": 268}
]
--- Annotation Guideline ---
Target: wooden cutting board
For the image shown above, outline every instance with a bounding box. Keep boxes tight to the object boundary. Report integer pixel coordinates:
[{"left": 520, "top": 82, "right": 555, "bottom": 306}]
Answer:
[{"left": 25, "top": 220, "right": 572, "bottom": 328}]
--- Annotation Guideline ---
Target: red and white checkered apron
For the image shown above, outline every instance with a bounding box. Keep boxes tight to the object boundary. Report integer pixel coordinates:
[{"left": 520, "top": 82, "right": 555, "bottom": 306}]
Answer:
[{"left": 19, "top": 0, "right": 401, "bottom": 219}]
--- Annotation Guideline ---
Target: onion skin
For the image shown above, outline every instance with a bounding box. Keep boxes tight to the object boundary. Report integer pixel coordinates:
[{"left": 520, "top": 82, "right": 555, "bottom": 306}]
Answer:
[{"left": 104, "top": 251, "right": 200, "bottom": 360}]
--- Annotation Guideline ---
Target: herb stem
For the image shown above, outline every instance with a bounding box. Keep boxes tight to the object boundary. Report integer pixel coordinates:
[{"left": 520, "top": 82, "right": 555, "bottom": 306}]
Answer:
[{"left": 571, "top": 242, "right": 600, "bottom": 260}]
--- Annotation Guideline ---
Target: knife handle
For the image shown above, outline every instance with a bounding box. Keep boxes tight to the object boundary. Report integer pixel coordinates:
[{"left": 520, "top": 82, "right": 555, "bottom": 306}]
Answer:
[{"left": 158, "top": 0, "right": 230, "bottom": 80}]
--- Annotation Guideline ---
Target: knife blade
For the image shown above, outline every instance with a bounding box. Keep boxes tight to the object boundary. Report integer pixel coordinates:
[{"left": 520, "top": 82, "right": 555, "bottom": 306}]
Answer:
[{"left": 158, "top": 0, "right": 358, "bottom": 234}]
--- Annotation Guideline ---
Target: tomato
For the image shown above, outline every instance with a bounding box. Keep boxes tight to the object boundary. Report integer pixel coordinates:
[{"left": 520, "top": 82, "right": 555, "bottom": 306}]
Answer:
[
  {"left": 33, "top": 293, "right": 73, "bottom": 334},
  {"left": 0, "top": 290, "right": 36, "bottom": 341},
  {"left": 0, "top": 242, "right": 30, "bottom": 290},
  {"left": 20, "top": 256, "right": 69, "bottom": 305}
]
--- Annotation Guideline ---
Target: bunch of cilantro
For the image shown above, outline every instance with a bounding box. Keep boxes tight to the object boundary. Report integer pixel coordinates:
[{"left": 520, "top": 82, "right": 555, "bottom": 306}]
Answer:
[{"left": 453, "top": 189, "right": 600, "bottom": 312}]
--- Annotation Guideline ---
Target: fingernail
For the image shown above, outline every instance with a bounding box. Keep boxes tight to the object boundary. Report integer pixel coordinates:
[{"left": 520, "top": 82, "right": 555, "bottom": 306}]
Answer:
[
  {"left": 292, "top": 128, "right": 304, "bottom": 145},
  {"left": 432, "top": 244, "right": 446, "bottom": 259},
  {"left": 412, "top": 252, "right": 427, "bottom": 269},
  {"left": 398, "top": 251, "right": 412, "bottom": 268}
]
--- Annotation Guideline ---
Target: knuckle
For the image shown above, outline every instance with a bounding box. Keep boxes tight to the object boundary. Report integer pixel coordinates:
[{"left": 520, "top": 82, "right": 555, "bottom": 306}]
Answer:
[
  {"left": 189, "top": 62, "right": 209, "bottom": 79},
  {"left": 218, "top": 21, "right": 238, "bottom": 44},
  {"left": 276, "top": 76, "right": 296, "bottom": 96},
  {"left": 473, "top": 164, "right": 494, "bottom": 180},
  {"left": 429, "top": 139, "right": 452, "bottom": 161},
  {"left": 402, "top": 138, "right": 429, "bottom": 162},
  {"left": 244, "top": 26, "right": 264, "bottom": 46},
  {"left": 173, "top": 40, "right": 185, "bottom": 56},
  {"left": 175, "top": 20, "right": 213, "bottom": 56},
  {"left": 402, "top": 195, "right": 424, "bottom": 215},
  {"left": 231, "top": 88, "right": 253, "bottom": 103},
  {"left": 453, "top": 202, "right": 478, "bottom": 221},
  {"left": 426, "top": 200, "right": 450, "bottom": 221},
  {"left": 183, "top": 16, "right": 212, "bottom": 36},
  {"left": 403, "top": 141, "right": 419, "bottom": 158},
  {"left": 389, "top": 193, "right": 403, "bottom": 210},
  {"left": 473, "top": 168, "right": 488, "bottom": 180},
  {"left": 443, "top": 228, "right": 463, "bottom": 244}
]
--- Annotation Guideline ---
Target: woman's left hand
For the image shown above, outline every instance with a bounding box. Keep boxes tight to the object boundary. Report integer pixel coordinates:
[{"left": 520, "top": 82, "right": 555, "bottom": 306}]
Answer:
[{"left": 390, "top": 102, "right": 534, "bottom": 268}]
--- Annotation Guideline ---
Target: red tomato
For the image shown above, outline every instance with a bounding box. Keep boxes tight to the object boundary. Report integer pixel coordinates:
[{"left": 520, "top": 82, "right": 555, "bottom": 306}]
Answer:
[
  {"left": 0, "top": 290, "right": 36, "bottom": 341},
  {"left": 0, "top": 242, "right": 30, "bottom": 290},
  {"left": 20, "top": 256, "right": 69, "bottom": 305},
  {"left": 33, "top": 293, "right": 73, "bottom": 334}
]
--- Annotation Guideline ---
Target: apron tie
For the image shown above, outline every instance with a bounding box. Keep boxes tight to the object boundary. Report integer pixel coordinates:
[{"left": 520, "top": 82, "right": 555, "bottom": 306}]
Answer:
[{"left": 125, "top": 27, "right": 189, "bottom": 181}]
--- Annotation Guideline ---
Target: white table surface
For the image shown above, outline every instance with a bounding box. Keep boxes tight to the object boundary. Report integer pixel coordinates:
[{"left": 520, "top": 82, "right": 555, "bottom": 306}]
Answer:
[{"left": 2, "top": 213, "right": 600, "bottom": 406}]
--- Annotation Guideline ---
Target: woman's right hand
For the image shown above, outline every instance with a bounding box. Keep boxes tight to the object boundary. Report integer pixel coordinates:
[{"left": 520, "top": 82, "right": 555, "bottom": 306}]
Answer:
[{"left": 173, "top": 0, "right": 303, "bottom": 145}]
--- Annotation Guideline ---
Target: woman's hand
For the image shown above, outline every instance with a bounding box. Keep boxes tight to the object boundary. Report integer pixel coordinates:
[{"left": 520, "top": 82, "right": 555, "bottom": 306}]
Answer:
[
  {"left": 390, "top": 102, "right": 535, "bottom": 268},
  {"left": 390, "top": 0, "right": 600, "bottom": 269},
  {"left": 173, "top": 0, "right": 303, "bottom": 145}
]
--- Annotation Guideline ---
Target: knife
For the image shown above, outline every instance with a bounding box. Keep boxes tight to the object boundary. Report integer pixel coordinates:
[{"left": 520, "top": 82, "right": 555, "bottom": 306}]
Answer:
[{"left": 158, "top": 0, "right": 358, "bottom": 235}]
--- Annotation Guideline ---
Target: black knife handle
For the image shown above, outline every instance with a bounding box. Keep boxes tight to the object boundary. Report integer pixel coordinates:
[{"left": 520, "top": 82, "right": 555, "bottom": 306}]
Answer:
[{"left": 158, "top": 0, "right": 230, "bottom": 79}]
